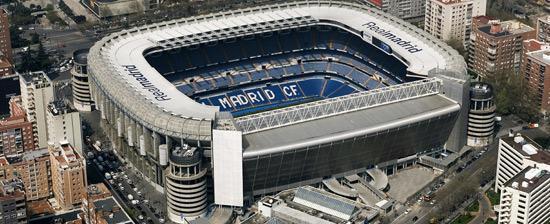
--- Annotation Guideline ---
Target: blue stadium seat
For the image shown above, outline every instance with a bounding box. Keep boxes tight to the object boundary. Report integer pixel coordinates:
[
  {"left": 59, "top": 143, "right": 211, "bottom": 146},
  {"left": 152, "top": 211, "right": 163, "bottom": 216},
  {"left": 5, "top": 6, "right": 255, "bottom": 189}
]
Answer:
[
  {"left": 297, "top": 79, "right": 325, "bottom": 96},
  {"left": 267, "top": 67, "right": 286, "bottom": 78},
  {"left": 176, "top": 84, "right": 194, "bottom": 95},
  {"left": 284, "top": 65, "right": 302, "bottom": 75},
  {"left": 250, "top": 71, "right": 266, "bottom": 81},
  {"left": 329, "top": 63, "right": 352, "bottom": 75},
  {"left": 322, "top": 79, "right": 344, "bottom": 97},
  {"left": 214, "top": 77, "right": 230, "bottom": 88},
  {"left": 232, "top": 73, "right": 250, "bottom": 84},
  {"left": 327, "top": 85, "right": 355, "bottom": 97}
]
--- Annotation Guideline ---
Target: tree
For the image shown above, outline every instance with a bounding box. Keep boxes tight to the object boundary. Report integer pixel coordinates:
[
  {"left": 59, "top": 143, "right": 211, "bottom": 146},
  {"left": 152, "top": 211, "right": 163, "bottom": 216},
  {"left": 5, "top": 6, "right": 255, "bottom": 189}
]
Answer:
[
  {"left": 483, "top": 70, "right": 539, "bottom": 121},
  {"left": 446, "top": 38, "right": 467, "bottom": 59},
  {"left": 35, "top": 42, "right": 51, "bottom": 70}
]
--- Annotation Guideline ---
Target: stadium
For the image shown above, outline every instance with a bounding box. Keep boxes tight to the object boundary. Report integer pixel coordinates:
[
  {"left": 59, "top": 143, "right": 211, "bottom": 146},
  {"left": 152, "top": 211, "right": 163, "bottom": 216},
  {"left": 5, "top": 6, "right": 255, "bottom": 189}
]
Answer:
[{"left": 88, "top": 1, "right": 469, "bottom": 222}]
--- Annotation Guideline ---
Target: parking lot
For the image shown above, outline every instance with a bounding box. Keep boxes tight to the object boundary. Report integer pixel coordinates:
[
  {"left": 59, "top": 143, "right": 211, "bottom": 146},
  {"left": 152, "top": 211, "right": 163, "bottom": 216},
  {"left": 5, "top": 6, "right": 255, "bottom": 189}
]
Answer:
[{"left": 387, "top": 166, "right": 438, "bottom": 203}]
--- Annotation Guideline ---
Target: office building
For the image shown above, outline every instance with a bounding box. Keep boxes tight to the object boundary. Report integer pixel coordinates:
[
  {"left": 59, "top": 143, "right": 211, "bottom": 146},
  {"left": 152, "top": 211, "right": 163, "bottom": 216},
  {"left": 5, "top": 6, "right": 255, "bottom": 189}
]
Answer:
[
  {"left": 0, "top": 180, "right": 27, "bottom": 224},
  {"left": 0, "top": 9, "right": 12, "bottom": 64},
  {"left": 0, "top": 96, "right": 35, "bottom": 156},
  {"left": 0, "top": 148, "right": 52, "bottom": 201},
  {"left": 468, "top": 20, "right": 535, "bottom": 78},
  {"left": 49, "top": 141, "right": 86, "bottom": 210},
  {"left": 467, "top": 82, "right": 495, "bottom": 147},
  {"left": 364, "top": 0, "right": 426, "bottom": 22},
  {"left": 46, "top": 101, "right": 83, "bottom": 155},
  {"left": 424, "top": 0, "right": 486, "bottom": 44},
  {"left": 498, "top": 167, "right": 550, "bottom": 224},
  {"left": 19, "top": 71, "right": 54, "bottom": 148},
  {"left": 521, "top": 39, "right": 550, "bottom": 114},
  {"left": 71, "top": 49, "right": 94, "bottom": 111},
  {"left": 536, "top": 15, "right": 550, "bottom": 43}
]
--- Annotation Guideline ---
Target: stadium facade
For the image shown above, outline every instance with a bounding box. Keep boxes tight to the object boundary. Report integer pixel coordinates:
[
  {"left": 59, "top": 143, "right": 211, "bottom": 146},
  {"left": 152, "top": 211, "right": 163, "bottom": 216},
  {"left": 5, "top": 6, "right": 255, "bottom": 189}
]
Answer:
[{"left": 87, "top": 1, "right": 469, "bottom": 222}]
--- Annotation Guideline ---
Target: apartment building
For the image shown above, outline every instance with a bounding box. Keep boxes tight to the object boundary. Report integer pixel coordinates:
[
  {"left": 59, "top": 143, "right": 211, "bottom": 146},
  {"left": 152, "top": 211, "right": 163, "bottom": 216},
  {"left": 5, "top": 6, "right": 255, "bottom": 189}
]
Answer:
[
  {"left": 536, "top": 15, "right": 550, "bottom": 43},
  {"left": 468, "top": 20, "right": 535, "bottom": 78},
  {"left": 495, "top": 133, "right": 550, "bottom": 191},
  {"left": 0, "top": 148, "right": 52, "bottom": 201},
  {"left": 19, "top": 72, "right": 54, "bottom": 148},
  {"left": 0, "top": 180, "right": 27, "bottom": 224},
  {"left": 521, "top": 39, "right": 550, "bottom": 114},
  {"left": 364, "top": 0, "right": 426, "bottom": 22},
  {"left": 0, "top": 9, "right": 12, "bottom": 64},
  {"left": 0, "top": 96, "right": 36, "bottom": 156},
  {"left": 49, "top": 141, "right": 86, "bottom": 210},
  {"left": 46, "top": 101, "right": 83, "bottom": 155},
  {"left": 498, "top": 167, "right": 550, "bottom": 224},
  {"left": 424, "top": 0, "right": 486, "bottom": 44}
]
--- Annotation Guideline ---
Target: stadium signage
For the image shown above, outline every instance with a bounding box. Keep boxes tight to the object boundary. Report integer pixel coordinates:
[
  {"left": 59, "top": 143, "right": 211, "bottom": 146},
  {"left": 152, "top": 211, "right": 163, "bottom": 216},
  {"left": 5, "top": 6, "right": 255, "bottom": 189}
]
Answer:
[
  {"left": 215, "top": 84, "right": 301, "bottom": 110},
  {"left": 362, "top": 22, "right": 423, "bottom": 53},
  {"left": 122, "top": 65, "right": 172, "bottom": 101}
]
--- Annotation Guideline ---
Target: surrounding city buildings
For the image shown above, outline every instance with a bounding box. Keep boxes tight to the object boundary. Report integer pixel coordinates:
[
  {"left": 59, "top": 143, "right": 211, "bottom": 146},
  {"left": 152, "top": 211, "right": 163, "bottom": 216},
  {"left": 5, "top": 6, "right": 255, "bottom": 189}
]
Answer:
[
  {"left": 468, "top": 20, "right": 535, "bottom": 78},
  {"left": 536, "top": 15, "right": 550, "bottom": 43},
  {"left": 364, "top": 0, "right": 426, "bottom": 22},
  {"left": 424, "top": 0, "right": 486, "bottom": 44},
  {"left": 80, "top": 184, "right": 133, "bottom": 224},
  {"left": 498, "top": 167, "right": 550, "bottom": 224},
  {"left": 0, "top": 180, "right": 27, "bottom": 224},
  {"left": 46, "top": 101, "right": 84, "bottom": 155},
  {"left": 467, "top": 82, "right": 495, "bottom": 147},
  {"left": 495, "top": 133, "right": 550, "bottom": 192},
  {"left": 0, "top": 58, "right": 12, "bottom": 78},
  {"left": 521, "top": 39, "right": 550, "bottom": 114},
  {"left": 0, "top": 148, "right": 52, "bottom": 201},
  {"left": 0, "top": 8, "right": 12, "bottom": 64},
  {"left": 495, "top": 133, "right": 550, "bottom": 223},
  {"left": 81, "top": 0, "right": 163, "bottom": 19},
  {"left": 49, "top": 141, "right": 86, "bottom": 211},
  {"left": 71, "top": 49, "right": 94, "bottom": 112},
  {"left": 19, "top": 71, "right": 54, "bottom": 149},
  {"left": 0, "top": 96, "right": 35, "bottom": 156}
]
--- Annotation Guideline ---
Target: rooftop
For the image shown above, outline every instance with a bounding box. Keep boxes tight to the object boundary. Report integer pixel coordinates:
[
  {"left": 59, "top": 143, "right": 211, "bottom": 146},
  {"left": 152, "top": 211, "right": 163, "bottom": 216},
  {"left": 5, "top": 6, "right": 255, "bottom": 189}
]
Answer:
[
  {"left": 48, "top": 100, "right": 77, "bottom": 116},
  {"left": 505, "top": 166, "right": 550, "bottom": 193},
  {"left": 20, "top": 71, "right": 51, "bottom": 86},
  {"left": 243, "top": 94, "right": 459, "bottom": 157},
  {"left": 93, "top": 197, "right": 133, "bottom": 224},
  {"left": 478, "top": 20, "right": 534, "bottom": 37},
  {"left": 501, "top": 133, "right": 550, "bottom": 164}
]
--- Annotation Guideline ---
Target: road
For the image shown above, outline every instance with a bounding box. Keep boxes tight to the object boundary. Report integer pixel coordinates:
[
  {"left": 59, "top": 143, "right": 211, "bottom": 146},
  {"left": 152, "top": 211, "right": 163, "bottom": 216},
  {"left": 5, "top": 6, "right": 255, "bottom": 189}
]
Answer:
[{"left": 392, "top": 117, "right": 523, "bottom": 224}]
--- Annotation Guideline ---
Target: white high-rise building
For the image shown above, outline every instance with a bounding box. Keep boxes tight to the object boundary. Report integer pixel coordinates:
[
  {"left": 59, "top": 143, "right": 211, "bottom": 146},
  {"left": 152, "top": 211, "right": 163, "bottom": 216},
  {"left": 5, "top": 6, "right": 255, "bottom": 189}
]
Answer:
[
  {"left": 424, "top": 0, "right": 486, "bottom": 44},
  {"left": 19, "top": 71, "right": 54, "bottom": 148},
  {"left": 495, "top": 133, "right": 550, "bottom": 224},
  {"left": 498, "top": 167, "right": 550, "bottom": 224},
  {"left": 46, "top": 101, "right": 83, "bottom": 155}
]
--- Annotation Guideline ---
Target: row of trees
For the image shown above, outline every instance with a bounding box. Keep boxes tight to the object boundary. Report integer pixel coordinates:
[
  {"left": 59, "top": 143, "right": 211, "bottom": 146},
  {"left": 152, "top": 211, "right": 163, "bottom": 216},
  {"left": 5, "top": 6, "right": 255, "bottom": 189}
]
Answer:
[
  {"left": 58, "top": 0, "right": 86, "bottom": 24},
  {"left": 18, "top": 43, "right": 51, "bottom": 72}
]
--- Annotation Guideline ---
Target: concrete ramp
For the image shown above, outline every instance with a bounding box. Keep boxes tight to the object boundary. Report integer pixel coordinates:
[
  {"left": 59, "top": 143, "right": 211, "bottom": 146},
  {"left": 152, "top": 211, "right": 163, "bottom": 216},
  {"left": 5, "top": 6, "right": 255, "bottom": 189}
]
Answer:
[
  {"left": 366, "top": 168, "right": 389, "bottom": 191},
  {"left": 322, "top": 178, "right": 358, "bottom": 198}
]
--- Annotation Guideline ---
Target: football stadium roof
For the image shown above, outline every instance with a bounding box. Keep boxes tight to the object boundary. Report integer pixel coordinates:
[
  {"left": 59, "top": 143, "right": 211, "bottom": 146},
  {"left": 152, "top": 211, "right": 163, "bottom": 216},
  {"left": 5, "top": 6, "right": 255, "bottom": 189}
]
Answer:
[{"left": 89, "top": 1, "right": 466, "bottom": 139}]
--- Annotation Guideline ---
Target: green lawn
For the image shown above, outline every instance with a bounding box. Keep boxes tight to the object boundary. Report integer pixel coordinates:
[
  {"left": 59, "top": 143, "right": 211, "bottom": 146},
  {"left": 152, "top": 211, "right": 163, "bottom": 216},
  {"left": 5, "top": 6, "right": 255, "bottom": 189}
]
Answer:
[
  {"left": 485, "top": 190, "right": 500, "bottom": 206},
  {"left": 451, "top": 214, "right": 475, "bottom": 224},
  {"left": 466, "top": 201, "right": 479, "bottom": 212},
  {"left": 485, "top": 218, "right": 498, "bottom": 224}
]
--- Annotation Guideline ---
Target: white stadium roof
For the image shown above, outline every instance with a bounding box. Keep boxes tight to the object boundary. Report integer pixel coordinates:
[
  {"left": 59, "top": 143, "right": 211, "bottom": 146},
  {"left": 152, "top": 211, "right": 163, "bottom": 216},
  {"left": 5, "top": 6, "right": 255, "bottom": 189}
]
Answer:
[{"left": 89, "top": 1, "right": 466, "bottom": 139}]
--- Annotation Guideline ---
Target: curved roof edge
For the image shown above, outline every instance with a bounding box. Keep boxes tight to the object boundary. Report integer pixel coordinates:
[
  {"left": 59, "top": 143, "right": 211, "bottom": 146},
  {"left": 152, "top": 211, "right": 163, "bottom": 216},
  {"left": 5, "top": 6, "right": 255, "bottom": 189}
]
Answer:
[{"left": 88, "top": 0, "right": 467, "bottom": 141}]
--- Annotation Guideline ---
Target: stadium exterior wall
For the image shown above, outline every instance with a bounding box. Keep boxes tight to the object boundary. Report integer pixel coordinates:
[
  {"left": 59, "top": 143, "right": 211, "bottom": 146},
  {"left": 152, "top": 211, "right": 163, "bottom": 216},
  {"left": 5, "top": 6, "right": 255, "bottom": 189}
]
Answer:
[{"left": 243, "top": 110, "right": 459, "bottom": 195}]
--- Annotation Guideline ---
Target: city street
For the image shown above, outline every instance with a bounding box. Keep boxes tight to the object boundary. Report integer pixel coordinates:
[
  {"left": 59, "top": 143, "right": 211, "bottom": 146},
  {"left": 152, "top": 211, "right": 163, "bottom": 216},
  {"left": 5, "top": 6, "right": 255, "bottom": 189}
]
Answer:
[{"left": 392, "top": 117, "right": 523, "bottom": 224}]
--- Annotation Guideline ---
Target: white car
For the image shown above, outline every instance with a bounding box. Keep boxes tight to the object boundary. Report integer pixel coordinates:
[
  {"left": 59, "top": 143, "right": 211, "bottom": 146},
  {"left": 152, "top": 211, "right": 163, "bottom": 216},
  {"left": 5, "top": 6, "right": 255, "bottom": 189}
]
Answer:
[
  {"left": 138, "top": 215, "right": 144, "bottom": 220},
  {"left": 132, "top": 200, "right": 139, "bottom": 205}
]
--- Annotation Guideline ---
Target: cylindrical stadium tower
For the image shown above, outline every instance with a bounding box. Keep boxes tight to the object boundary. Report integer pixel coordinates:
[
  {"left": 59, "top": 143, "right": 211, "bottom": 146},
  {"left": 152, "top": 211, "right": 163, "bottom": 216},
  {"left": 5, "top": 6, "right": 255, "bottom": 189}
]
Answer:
[
  {"left": 71, "top": 49, "right": 94, "bottom": 111},
  {"left": 467, "top": 82, "right": 495, "bottom": 147},
  {"left": 165, "top": 146, "right": 208, "bottom": 222}
]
